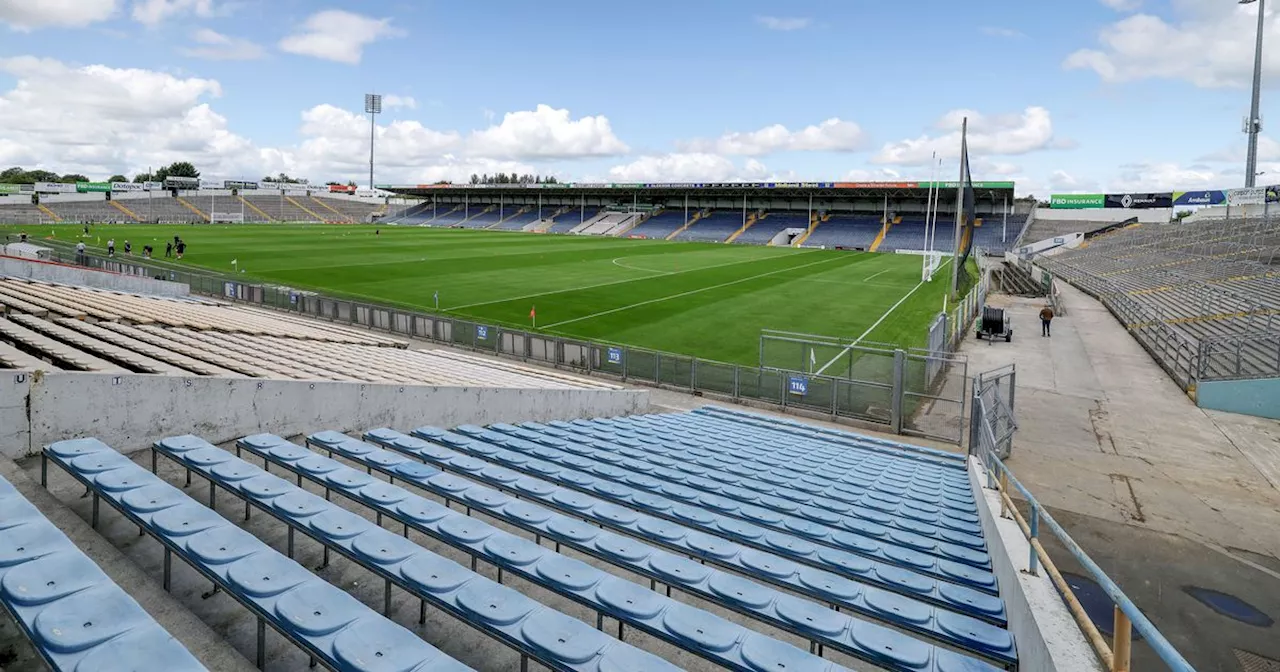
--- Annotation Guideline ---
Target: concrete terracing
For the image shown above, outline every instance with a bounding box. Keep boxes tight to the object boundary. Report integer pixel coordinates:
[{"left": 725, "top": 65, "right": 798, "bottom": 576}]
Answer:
[{"left": 962, "top": 283, "right": 1280, "bottom": 670}]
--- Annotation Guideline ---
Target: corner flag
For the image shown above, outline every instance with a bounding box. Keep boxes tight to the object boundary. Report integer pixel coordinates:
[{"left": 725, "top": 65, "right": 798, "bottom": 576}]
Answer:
[{"left": 530, "top": 305, "right": 536, "bottom": 328}]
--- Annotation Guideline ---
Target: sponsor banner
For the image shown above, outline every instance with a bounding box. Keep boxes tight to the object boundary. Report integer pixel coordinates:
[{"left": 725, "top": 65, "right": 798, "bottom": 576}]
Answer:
[
  {"left": 1050, "top": 193, "right": 1105, "bottom": 209},
  {"left": 112, "top": 182, "right": 142, "bottom": 192},
  {"left": 1104, "top": 192, "right": 1173, "bottom": 209},
  {"left": 0, "top": 183, "right": 21, "bottom": 195},
  {"left": 284, "top": 189, "right": 308, "bottom": 197},
  {"left": 329, "top": 184, "right": 357, "bottom": 194},
  {"left": 835, "top": 182, "right": 917, "bottom": 189},
  {"left": 164, "top": 176, "right": 200, "bottom": 189},
  {"left": 1229, "top": 187, "right": 1265, "bottom": 206},
  {"left": 1171, "top": 190, "right": 1226, "bottom": 207},
  {"left": 224, "top": 180, "right": 259, "bottom": 190},
  {"left": 918, "top": 181, "right": 1016, "bottom": 189},
  {"left": 76, "top": 181, "right": 112, "bottom": 193},
  {"left": 34, "top": 182, "right": 76, "bottom": 193}
]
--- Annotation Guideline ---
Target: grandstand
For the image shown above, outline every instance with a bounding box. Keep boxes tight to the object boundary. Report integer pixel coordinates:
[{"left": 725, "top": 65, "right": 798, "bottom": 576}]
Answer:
[
  {"left": 1039, "top": 214, "right": 1280, "bottom": 384},
  {"left": 675, "top": 211, "right": 742, "bottom": 242},
  {"left": 625, "top": 210, "right": 686, "bottom": 239},
  {"left": 802, "top": 215, "right": 882, "bottom": 249},
  {"left": 0, "top": 192, "right": 384, "bottom": 225}
]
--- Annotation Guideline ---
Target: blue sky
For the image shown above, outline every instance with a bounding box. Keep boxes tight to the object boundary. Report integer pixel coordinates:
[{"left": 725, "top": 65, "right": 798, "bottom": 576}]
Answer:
[{"left": 0, "top": 0, "right": 1275, "bottom": 196}]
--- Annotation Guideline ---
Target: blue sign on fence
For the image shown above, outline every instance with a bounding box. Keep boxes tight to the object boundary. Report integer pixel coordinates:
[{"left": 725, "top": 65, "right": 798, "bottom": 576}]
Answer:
[
  {"left": 477, "top": 325, "right": 489, "bottom": 340},
  {"left": 788, "top": 376, "right": 808, "bottom": 395},
  {"left": 289, "top": 292, "right": 298, "bottom": 305},
  {"left": 607, "top": 347, "right": 622, "bottom": 365}
]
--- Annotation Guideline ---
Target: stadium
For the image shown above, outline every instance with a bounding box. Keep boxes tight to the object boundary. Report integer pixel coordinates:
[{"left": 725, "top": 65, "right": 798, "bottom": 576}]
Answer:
[{"left": 1, "top": 4, "right": 1279, "bottom": 672}]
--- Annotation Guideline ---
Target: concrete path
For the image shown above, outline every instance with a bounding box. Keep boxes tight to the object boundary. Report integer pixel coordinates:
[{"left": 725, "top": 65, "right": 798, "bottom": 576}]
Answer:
[{"left": 962, "top": 283, "right": 1280, "bottom": 670}]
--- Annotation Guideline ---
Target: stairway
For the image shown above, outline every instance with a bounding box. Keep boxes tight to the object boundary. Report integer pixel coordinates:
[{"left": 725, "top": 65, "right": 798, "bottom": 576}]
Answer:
[
  {"left": 286, "top": 196, "right": 328, "bottom": 223},
  {"left": 726, "top": 213, "right": 759, "bottom": 243},
  {"left": 310, "top": 196, "right": 349, "bottom": 223},
  {"left": 109, "top": 200, "right": 142, "bottom": 222},
  {"left": 36, "top": 204, "right": 61, "bottom": 222},
  {"left": 176, "top": 197, "right": 210, "bottom": 222},
  {"left": 666, "top": 211, "right": 704, "bottom": 240},
  {"left": 792, "top": 214, "right": 820, "bottom": 247},
  {"left": 869, "top": 217, "right": 893, "bottom": 252},
  {"left": 238, "top": 196, "right": 273, "bottom": 222},
  {"left": 995, "top": 263, "right": 1047, "bottom": 297}
]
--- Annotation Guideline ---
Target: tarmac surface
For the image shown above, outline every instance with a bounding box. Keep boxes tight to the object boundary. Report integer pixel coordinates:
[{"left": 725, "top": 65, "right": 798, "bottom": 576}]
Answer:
[{"left": 963, "top": 283, "right": 1280, "bottom": 671}]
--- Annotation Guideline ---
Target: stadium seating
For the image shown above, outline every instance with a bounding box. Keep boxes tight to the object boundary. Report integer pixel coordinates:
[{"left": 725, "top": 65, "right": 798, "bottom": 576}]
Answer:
[
  {"left": 548, "top": 210, "right": 590, "bottom": 233},
  {"left": 1042, "top": 215, "right": 1280, "bottom": 381},
  {"left": 803, "top": 216, "right": 882, "bottom": 249},
  {"left": 384, "top": 201, "right": 434, "bottom": 224},
  {"left": 42, "top": 438, "right": 472, "bottom": 671},
  {"left": 675, "top": 212, "right": 742, "bottom": 242},
  {"left": 310, "top": 196, "right": 383, "bottom": 223},
  {"left": 737, "top": 213, "right": 807, "bottom": 245},
  {"left": 0, "top": 277, "right": 621, "bottom": 387},
  {"left": 626, "top": 211, "right": 686, "bottom": 239},
  {"left": 492, "top": 209, "right": 538, "bottom": 230},
  {"left": 457, "top": 209, "right": 501, "bottom": 228},
  {"left": 971, "top": 215, "right": 1027, "bottom": 252},
  {"left": 0, "top": 202, "right": 52, "bottom": 224},
  {"left": 0, "top": 473, "right": 208, "bottom": 671},
  {"left": 271, "top": 431, "right": 1013, "bottom": 668},
  {"left": 42, "top": 200, "right": 136, "bottom": 224}
]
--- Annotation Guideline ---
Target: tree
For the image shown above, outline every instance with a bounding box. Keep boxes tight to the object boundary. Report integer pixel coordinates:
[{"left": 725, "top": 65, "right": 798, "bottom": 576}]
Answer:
[
  {"left": 133, "top": 172, "right": 153, "bottom": 183},
  {"left": 163, "top": 161, "right": 199, "bottom": 178},
  {"left": 107, "top": 174, "right": 128, "bottom": 183},
  {"left": 262, "top": 172, "right": 305, "bottom": 184},
  {"left": 59, "top": 174, "right": 88, "bottom": 183},
  {"left": 346, "top": 180, "right": 356, "bottom": 187}
]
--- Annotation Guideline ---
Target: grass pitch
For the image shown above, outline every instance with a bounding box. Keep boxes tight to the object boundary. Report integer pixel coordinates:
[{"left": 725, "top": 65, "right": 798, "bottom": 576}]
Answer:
[{"left": 4, "top": 224, "right": 957, "bottom": 366}]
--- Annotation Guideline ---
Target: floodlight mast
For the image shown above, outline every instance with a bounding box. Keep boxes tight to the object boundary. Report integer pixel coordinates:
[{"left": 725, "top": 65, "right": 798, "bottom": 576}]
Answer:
[
  {"left": 365, "top": 93, "right": 382, "bottom": 191},
  {"left": 1242, "top": 0, "right": 1265, "bottom": 188}
]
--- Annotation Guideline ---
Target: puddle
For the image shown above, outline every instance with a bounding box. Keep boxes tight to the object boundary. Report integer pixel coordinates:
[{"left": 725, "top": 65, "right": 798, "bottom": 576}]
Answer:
[
  {"left": 1060, "top": 571, "right": 1144, "bottom": 641},
  {"left": 1184, "top": 586, "right": 1274, "bottom": 628}
]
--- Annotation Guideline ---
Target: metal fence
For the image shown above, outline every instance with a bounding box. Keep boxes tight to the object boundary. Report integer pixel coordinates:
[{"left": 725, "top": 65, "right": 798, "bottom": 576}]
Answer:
[
  {"left": 41, "top": 243, "right": 983, "bottom": 443},
  {"left": 968, "top": 363, "right": 1195, "bottom": 672}
]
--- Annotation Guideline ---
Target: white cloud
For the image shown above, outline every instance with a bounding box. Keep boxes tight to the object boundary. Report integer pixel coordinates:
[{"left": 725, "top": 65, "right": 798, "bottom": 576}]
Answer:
[
  {"left": 1065, "top": 3, "right": 1275, "bottom": 88},
  {"left": 755, "top": 16, "right": 810, "bottom": 31},
  {"left": 872, "top": 106, "right": 1062, "bottom": 165},
  {"left": 467, "top": 104, "right": 628, "bottom": 159},
  {"left": 279, "top": 10, "right": 401, "bottom": 65},
  {"left": 180, "top": 28, "right": 264, "bottom": 60},
  {"left": 131, "top": 0, "right": 219, "bottom": 26},
  {"left": 680, "top": 118, "right": 865, "bottom": 156},
  {"left": 381, "top": 95, "right": 416, "bottom": 110},
  {"left": 410, "top": 156, "right": 539, "bottom": 184},
  {"left": 980, "top": 26, "right": 1024, "bottom": 39},
  {"left": 1108, "top": 162, "right": 1226, "bottom": 192},
  {"left": 1099, "top": 0, "right": 1141, "bottom": 11},
  {"left": 608, "top": 153, "right": 768, "bottom": 182},
  {"left": 0, "top": 57, "right": 265, "bottom": 179},
  {"left": 0, "top": 0, "right": 117, "bottom": 31}
]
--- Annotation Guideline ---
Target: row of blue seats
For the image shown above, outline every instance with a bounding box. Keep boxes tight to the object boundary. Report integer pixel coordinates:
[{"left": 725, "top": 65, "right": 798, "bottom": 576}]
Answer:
[
  {"left": 493, "top": 211, "right": 538, "bottom": 230},
  {"left": 442, "top": 424, "right": 995, "bottom": 589},
  {"left": 298, "top": 430, "right": 1016, "bottom": 666},
  {"left": 578, "top": 411, "right": 975, "bottom": 503},
  {"left": 363, "top": 428, "right": 1007, "bottom": 622},
  {"left": 41, "top": 438, "right": 470, "bottom": 672},
  {"left": 486, "top": 420, "right": 986, "bottom": 551},
  {"left": 538, "top": 411, "right": 975, "bottom": 519},
  {"left": 627, "top": 212, "right": 686, "bottom": 239},
  {"left": 621, "top": 413, "right": 976, "bottom": 508},
  {"left": 685, "top": 407, "right": 974, "bottom": 491},
  {"left": 697, "top": 406, "right": 969, "bottom": 467},
  {"left": 148, "top": 435, "right": 693, "bottom": 672},
  {"left": 678, "top": 213, "right": 742, "bottom": 242},
  {"left": 739, "top": 215, "right": 808, "bottom": 244},
  {"left": 804, "top": 218, "right": 882, "bottom": 249},
  {"left": 0, "top": 473, "right": 207, "bottom": 672}
]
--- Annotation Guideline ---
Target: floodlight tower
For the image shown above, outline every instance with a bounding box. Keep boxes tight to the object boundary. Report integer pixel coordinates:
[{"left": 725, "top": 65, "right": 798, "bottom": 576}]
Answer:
[
  {"left": 1242, "top": 0, "right": 1265, "bottom": 187},
  {"left": 365, "top": 93, "right": 382, "bottom": 191}
]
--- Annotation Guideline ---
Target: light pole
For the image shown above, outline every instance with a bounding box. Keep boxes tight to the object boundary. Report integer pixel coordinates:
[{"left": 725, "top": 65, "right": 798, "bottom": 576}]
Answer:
[
  {"left": 365, "top": 93, "right": 382, "bottom": 191},
  {"left": 1243, "top": 0, "right": 1266, "bottom": 188}
]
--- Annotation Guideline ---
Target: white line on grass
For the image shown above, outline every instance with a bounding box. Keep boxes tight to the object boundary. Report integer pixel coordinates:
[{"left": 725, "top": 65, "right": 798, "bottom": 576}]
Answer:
[
  {"left": 610, "top": 257, "right": 669, "bottom": 274},
  {"left": 542, "top": 254, "right": 848, "bottom": 330},
  {"left": 812, "top": 257, "right": 953, "bottom": 376},
  {"left": 448, "top": 249, "right": 803, "bottom": 311},
  {"left": 863, "top": 268, "right": 892, "bottom": 282}
]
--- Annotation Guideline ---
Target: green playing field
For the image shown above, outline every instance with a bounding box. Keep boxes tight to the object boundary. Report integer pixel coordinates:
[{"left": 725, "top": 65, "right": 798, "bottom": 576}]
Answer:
[{"left": 3, "top": 223, "right": 958, "bottom": 366}]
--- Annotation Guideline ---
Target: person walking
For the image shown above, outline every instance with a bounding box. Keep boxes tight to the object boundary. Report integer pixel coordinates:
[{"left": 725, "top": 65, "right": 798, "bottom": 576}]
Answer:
[
  {"left": 1039, "top": 305, "right": 1055, "bottom": 337},
  {"left": 75, "top": 241, "right": 85, "bottom": 265},
  {"left": 165, "top": 242, "right": 172, "bottom": 258},
  {"left": 106, "top": 238, "right": 115, "bottom": 256}
]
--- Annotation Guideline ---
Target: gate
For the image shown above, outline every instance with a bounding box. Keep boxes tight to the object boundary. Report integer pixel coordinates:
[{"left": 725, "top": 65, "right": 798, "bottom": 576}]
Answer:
[{"left": 970, "top": 364, "right": 1016, "bottom": 459}]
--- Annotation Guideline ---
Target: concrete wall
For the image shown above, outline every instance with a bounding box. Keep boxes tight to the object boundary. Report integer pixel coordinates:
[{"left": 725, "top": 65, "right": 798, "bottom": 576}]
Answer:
[
  {"left": 0, "top": 371, "right": 648, "bottom": 458},
  {"left": 1197, "top": 377, "right": 1280, "bottom": 420},
  {"left": 968, "top": 457, "right": 1102, "bottom": 672},
  {"left": 0, "top": 255, "right": 190, "bottom": 296}
]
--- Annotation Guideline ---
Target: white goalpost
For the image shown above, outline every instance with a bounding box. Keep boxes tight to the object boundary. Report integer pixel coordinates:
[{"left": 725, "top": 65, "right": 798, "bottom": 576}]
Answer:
[{"left": 922, "top": 152, "right": 944, "bottom": 282}]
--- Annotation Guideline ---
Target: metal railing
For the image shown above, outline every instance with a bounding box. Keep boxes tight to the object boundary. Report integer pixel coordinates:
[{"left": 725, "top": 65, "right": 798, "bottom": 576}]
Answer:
[
  {"left": 39, "top": 244, "right": 972, "bottom": 444},
  {"left": 969, "top": 364, "right": 1195, "bottom": 672}
]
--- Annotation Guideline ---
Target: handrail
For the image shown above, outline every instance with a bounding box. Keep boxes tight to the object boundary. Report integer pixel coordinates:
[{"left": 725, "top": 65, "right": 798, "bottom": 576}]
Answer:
[{"left": 972, "top": 433, "right": 1196, "bottom": 671}]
